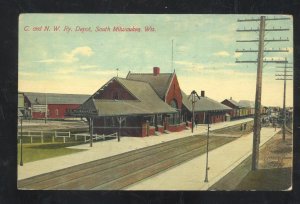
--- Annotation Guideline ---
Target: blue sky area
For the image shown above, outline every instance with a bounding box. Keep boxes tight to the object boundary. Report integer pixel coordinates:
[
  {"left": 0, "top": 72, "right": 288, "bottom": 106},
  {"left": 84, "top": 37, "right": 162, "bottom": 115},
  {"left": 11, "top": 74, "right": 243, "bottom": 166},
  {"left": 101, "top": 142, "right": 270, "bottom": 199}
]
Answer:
[{"left": 19, "top": 14, "right": 293, "bottom": 106}]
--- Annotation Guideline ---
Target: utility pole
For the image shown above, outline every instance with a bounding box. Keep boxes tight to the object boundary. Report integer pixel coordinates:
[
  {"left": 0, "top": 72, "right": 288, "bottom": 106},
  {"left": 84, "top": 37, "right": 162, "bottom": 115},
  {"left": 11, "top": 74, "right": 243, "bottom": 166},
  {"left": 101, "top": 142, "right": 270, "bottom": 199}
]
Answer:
[
  {"left": 276, "top": 59, "right": 293, "bottom": 140},
  {"left": 45, "top": 93, "right": 47, "bottom": 124},
  {"left": 171, "top": 39, "right": 174, "bottom": 72},
  {"left": 188, "top": 90, "right": 200, "bottom": 133},
  {"left": 236, "top": 16, "right": 290, "bottom": 170}
]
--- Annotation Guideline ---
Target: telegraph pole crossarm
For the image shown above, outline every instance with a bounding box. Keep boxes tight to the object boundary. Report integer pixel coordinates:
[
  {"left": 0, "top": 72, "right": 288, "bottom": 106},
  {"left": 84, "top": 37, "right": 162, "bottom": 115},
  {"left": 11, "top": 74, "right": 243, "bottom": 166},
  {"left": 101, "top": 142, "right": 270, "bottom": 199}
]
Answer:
[
  {"left": 275, "top": 74, "right": 293, "bottom": 77},
  {"left": 236, "top": 49, "right": 288, "bottom": 53},
  {"left": 276, "top": 70, "right": 293, "bottom": 72},
  {"left": 237, "top": 38, "right": 289, "bottom": 43},
  {"left": 236, "top": 60, "right": 288, "bottom": 63},
  {"left": 237, "top": 17, "right": 290, "bottom": 22},
  {"left": 237, "top": 28, "right": 289, "bottom": 32}
]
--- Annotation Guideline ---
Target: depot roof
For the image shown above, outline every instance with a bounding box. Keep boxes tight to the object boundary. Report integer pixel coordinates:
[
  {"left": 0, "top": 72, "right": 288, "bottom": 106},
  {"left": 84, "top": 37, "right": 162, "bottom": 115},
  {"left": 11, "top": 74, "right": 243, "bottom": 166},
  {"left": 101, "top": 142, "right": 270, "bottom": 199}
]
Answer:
[
  {"left": 126, "top": 72, "right": 174, "bottom": 99},
  {"left": 182, "top": 91, "right": 232, "bottom": 112},
  {"left": 24, "top": 92, "right": 90, "bottom": 105},
  {"left": 77, "top": 77, "right": 177, "bottom": 117}
]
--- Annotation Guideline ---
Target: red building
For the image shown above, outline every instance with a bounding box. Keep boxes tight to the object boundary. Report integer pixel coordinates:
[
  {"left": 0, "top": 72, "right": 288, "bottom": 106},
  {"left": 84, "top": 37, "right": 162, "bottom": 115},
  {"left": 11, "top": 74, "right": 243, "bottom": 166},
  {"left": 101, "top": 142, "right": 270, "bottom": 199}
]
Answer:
[
  {"left": 126, "top": 67, "right": 185, "bottom": 131},
  {"left": 182, "top": 91, "right": 232, "bottom": 124},
  {"left": 23, "top": 92, "right": 90, "bottom": 119}
]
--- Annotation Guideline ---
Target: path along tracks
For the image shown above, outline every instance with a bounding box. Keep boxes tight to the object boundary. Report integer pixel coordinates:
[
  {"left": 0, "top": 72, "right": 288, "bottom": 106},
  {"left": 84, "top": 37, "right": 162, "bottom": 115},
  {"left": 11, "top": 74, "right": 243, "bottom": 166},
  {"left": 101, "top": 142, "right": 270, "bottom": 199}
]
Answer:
[{"left": 18, "top": 134, "right": 236, "bottom": 190}]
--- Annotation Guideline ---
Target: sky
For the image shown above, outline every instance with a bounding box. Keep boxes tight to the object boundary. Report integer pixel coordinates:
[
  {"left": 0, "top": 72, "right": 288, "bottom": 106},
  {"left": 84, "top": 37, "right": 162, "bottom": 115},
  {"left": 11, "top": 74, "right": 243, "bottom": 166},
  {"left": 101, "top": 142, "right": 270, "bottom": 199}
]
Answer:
[{"left": 19, "top": 14, "right": 293, "bottom": 107}]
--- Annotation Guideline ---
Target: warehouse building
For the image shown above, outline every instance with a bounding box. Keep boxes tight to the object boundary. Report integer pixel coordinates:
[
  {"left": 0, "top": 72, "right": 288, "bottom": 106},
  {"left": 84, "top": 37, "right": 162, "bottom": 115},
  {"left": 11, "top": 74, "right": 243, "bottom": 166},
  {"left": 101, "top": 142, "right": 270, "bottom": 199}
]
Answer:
[
  {"left": 22, "top": 92, "right": 90, "bottom": 119},
  {"left": 238, "top": 100, "right": 255, "bottom": 116},
  {"left": 222, "top": 98, "right": 266, "bottom": 120},
  {"left": 221, "top": 97, "right": 241, "bottom": 119}
]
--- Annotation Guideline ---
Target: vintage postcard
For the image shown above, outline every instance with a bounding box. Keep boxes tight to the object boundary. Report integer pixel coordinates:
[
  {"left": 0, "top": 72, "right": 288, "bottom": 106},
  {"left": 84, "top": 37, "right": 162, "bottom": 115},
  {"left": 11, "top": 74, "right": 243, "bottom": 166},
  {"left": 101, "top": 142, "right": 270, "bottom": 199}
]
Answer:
[{"left": 17, "top": 14, "right": 293, "bottom": 190}]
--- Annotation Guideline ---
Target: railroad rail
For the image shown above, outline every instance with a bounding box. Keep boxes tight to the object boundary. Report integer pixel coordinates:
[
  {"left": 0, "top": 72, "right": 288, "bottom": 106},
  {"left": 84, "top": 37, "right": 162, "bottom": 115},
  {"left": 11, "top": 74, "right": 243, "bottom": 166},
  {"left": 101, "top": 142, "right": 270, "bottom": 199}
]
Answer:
[{"left": 18, "top": 134, "right": 236, "bottom": 190}]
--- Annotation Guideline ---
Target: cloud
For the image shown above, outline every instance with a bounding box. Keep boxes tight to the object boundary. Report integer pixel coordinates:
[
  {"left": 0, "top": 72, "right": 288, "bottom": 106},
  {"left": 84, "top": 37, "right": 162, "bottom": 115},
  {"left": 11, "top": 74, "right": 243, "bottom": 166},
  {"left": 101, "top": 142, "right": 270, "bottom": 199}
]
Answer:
[
  {"left": 176, "top": 60, "right": 238, "bottom": 73},
  {"left": 215, "top": 69, "right": 256, "bottom": 77},
  {"left": 79, "top": 65, "right": 98, "bottom": 70},
  {"left": 208, "top": 34, "right": 234, "bottom": 44},
  {"left": 54, "top": 67, "right": 75, "bottom": 75},
  {"left": 92, "top": 70, "right": 120, "bottom": 76},
  {"left": 234, "top": 52, "right": 242, "bottom": 58},
  {"left": 213, "top": 51, "right": 230, "bottom": 57},
  {"left": 52, "top": 66, "right": 118, "bottom": 77},
  {"left": 71, "top": 46, "right": 94, "bottom": 56},
  {"left": 34, "top": 59, "right": 57, "bottom": 64},
  {"left": 35, "top": 46, "right": 94, "bottom": 64},
  {"left": 62, "top": 46, "right": 94, "bottom": 63},
  {"left": 175, "top": 61, "right": 205, "bottom": 72},
  {"left": 19, "top": 72, "right": 40, "bottom": 77}
]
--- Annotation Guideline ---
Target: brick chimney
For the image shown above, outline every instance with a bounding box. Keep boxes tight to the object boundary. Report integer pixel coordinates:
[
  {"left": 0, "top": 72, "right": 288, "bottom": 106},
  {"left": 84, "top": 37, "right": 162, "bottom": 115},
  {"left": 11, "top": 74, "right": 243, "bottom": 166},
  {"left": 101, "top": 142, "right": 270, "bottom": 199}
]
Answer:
[
  {"left": 201, "top": 90, "right": 205, "bottom": 97},
  {"left": 153, "top": 67, "right": 160, "bottom": 76}
]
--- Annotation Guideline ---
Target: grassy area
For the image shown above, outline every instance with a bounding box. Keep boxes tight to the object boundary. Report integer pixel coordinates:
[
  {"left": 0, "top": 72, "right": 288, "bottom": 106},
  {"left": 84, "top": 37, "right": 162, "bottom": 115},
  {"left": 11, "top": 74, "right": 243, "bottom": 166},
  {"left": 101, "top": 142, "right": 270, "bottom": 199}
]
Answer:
[
  {"left": 235, "top": 167, "right": 292, "bottom": 190},
  {"left": 209, "top": 130, "right": 292, "bottom": 190},
  {"left": 18, "top": 142, "right": 87, "bottom": 163}
]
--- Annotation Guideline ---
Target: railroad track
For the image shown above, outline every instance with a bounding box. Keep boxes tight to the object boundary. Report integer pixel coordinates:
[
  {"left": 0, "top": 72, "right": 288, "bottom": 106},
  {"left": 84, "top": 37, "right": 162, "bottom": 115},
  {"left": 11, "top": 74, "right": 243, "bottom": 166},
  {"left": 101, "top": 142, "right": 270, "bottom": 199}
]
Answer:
[{"left": 18, "top": 134, "right": 236, "bottom": 190}]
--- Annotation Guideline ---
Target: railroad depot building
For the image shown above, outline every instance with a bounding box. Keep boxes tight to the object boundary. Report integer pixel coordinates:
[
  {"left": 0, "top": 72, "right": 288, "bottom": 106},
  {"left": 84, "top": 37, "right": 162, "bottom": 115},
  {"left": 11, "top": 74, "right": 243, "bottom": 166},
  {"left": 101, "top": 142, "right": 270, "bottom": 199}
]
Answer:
[
  {"left": 22, "top": 92, "right": 90, "bottom": 119},
  {"left": 76, "top": 67, "right": 232, "bottom": 137},
  {"left": 181, "top": 91, "right": 232, "bottom": 124}
]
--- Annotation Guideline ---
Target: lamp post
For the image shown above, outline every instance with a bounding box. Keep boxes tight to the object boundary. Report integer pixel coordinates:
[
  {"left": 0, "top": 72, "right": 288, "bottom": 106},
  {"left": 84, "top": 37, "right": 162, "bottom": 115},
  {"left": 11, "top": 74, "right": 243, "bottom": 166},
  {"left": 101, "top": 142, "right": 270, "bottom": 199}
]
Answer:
[
  {"left": 189, "top": 90, "right": 200, "bottom": 133},
  {"left": 19, "top": 115, "right": 23, "bottom": 166},
  {"left": 118, "top": 117, "right": 121, "bottom": 142},
  {"left": 117, "top": 116, "right": 126, "bottom": 142},
  {"left": 90, "top": 117, "right": 93, "bottom": 147},
  {"left": 204, "top": 114, "right": 210, "bottom": 182}
]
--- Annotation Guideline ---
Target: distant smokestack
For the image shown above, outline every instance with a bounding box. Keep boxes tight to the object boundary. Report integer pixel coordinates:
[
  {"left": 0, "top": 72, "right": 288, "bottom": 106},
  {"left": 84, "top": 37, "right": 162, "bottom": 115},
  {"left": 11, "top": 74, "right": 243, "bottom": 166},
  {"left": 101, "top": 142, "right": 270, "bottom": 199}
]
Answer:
[
  {"left": 201, "top": 90, "right": 205, "bottom": 97},
  {"left": 153, "top": 67, "right": 160, "bottom": 76}
]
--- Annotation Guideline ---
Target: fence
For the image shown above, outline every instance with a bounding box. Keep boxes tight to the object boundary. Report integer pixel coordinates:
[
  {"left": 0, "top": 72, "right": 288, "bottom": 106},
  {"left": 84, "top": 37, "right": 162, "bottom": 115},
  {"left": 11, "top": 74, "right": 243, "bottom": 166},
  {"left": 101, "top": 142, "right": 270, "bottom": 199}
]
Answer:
[
  {"left": 74, "top": 132, "right": 118, "bottom": 143},
  {"left": 54, "top": 131, "right": 71, "bottom": 143},
  {"left": 18, "top": 131, "right": 71, "bottom": 144},
  {"left": 18, "top": 131, "right": 118, "bottom": 144}
]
